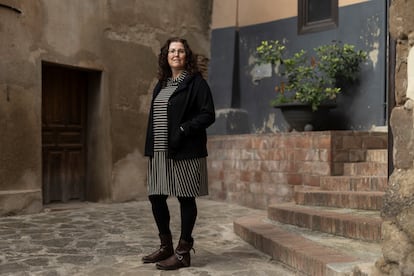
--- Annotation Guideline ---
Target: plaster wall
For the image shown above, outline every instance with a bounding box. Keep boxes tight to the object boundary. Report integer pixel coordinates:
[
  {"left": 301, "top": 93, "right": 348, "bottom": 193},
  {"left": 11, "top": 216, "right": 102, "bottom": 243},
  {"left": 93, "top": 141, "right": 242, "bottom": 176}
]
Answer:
[
  {"left": 0, "top": 0, "right": 212, "bottom": 215},
  {"left": 209, "top": 0, "right": 386, "bottom": 134},
  {"left": 212, "top": 0, "right": 370, "bottom": 29}
]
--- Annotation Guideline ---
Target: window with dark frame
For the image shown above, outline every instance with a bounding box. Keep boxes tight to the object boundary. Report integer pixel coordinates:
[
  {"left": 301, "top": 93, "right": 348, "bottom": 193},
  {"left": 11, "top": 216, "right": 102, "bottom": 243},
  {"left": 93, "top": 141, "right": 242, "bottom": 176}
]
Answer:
[{"left": 298, "top": 0, "right": 338, "bottom": 35}]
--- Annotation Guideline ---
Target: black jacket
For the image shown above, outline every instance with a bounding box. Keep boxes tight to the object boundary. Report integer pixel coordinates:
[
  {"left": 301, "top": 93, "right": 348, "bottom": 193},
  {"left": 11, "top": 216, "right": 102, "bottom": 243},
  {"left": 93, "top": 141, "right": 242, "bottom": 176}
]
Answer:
[{"left": 144, "top": 73, "right": 215, "bottom": 159}]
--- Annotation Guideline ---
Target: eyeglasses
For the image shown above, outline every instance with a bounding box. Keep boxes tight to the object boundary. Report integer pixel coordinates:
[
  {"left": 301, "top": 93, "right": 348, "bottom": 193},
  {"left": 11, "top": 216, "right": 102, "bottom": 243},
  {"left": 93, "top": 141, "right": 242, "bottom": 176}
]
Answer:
[{"left": 168, "top": 49, "right": 186, "bottom": 55}]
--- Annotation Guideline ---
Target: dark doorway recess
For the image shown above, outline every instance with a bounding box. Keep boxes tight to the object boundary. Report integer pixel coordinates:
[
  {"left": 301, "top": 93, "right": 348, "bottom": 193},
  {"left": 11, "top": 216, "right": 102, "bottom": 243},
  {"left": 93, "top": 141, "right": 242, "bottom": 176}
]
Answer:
[{"left": 41, "top": 63, "right": 90, "bottom": 204}]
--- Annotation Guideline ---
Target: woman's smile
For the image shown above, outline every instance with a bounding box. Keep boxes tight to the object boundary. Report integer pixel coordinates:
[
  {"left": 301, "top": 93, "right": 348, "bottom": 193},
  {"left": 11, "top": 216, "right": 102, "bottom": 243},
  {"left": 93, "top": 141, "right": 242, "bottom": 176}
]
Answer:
[{"left": 168, "top": 42, "right": 186, "bottom": 71}]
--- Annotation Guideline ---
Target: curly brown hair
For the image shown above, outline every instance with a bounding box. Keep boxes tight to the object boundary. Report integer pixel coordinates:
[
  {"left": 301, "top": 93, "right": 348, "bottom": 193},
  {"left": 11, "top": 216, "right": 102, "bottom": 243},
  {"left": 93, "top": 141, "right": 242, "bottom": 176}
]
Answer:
[{"left": 157, "top": 37, "right": 199, "bottom": 83}]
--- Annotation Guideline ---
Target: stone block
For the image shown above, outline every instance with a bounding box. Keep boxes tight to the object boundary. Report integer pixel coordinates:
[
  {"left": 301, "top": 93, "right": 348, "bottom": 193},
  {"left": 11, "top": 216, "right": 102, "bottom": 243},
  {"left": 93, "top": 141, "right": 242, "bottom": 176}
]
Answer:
[
  {"left": 381, "top": 221, "right": 414, "bottom": 265},
  {"left": 397, "top": 205, "right": 414, "bottom": 241},
  {"left": 382, "top": 169, "right": 414, "bottom": 219},
  {"left": 394, "top": 43, "right": 410, "bottom": 105},
  {"left": 390, "top": 106, "right": 414, "bottom": 169},
  {"left": 389, "top": 0, "right": 414, "bottom": 41}
]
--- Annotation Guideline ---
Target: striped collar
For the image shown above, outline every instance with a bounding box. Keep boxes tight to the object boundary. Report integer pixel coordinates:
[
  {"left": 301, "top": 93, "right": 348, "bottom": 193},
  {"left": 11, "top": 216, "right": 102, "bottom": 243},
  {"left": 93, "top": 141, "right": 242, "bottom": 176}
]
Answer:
[{"left": 167, "top": 71, "right": 188, "bottom": 86}]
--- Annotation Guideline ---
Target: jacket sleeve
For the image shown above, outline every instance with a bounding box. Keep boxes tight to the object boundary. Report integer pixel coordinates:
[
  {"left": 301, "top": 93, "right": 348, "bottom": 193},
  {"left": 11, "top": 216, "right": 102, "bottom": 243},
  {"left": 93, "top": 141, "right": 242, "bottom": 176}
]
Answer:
[{"left": 181, "top": 78, "right": 215, "bottom": 135}]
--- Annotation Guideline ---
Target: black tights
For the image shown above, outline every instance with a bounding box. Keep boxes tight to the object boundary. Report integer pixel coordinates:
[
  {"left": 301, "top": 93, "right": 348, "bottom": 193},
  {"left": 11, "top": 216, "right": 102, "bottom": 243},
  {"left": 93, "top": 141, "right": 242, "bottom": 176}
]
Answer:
[{"left": 148, "top": 195, "right": 197, "bottom": 243}]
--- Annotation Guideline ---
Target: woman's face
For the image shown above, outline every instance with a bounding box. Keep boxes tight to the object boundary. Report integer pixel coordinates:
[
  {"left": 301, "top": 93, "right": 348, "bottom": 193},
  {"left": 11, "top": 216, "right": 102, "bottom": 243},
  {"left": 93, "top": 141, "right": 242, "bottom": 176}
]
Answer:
[{"left": 168, "top": 42, "right": 186, "bottom": 71}]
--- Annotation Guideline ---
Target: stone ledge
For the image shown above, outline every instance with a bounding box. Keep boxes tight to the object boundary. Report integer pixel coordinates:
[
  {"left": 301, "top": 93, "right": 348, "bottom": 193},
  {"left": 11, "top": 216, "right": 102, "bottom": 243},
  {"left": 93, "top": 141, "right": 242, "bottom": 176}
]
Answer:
[{"left": 0, "top": 189, "right": 42, "bottom": 216}]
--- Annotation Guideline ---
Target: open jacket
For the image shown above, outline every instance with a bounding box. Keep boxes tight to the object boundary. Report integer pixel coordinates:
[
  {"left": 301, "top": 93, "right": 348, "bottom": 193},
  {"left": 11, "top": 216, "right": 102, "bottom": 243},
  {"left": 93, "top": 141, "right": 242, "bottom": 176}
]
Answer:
[{"left": 144, "top": 73, "right": 215, "bottom": 160}]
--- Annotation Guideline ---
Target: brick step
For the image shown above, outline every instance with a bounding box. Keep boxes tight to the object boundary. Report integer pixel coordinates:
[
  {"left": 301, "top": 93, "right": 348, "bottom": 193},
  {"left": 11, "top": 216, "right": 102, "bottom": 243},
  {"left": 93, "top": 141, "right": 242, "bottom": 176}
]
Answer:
[
  {"left": 294, "top": 189, "right": 384, "bottom": 210},
  {"left": 340, "top": 149, "right": 387, "bottom": 163},
  {"left": 320, "top": 176, "right": 388, "bottom": 192},
  {"left": 335, "top": 132, "right": 387, "bottom": 151},
  {"left": 343, "top": 162, "right": 387, "bottom": 176},
  {"left": 365, "top": 149, "right": 388, "bottom": 163},
  {"left": 345, "top": 149, "right": 368, "bottom": 162},
  {"left": 267, "top": 203, "right": 382, "bottom": 241},
  {"left": 234, "top": 215, "right": 381, "bottom": 275}
]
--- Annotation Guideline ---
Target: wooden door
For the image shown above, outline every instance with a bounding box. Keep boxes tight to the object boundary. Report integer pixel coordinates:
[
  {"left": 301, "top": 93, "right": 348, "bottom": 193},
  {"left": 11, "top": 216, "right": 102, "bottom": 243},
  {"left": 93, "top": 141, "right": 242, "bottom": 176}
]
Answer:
[{"left": 42, "top": 64, "right": 87, "bottom": 203}]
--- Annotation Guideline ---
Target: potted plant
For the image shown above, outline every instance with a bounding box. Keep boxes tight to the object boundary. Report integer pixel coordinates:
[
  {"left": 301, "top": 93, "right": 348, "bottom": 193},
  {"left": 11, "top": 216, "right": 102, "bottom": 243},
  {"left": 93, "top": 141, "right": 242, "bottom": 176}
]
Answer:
[{"left": 255, "top": 40, "right": 367, "bottom": 130}]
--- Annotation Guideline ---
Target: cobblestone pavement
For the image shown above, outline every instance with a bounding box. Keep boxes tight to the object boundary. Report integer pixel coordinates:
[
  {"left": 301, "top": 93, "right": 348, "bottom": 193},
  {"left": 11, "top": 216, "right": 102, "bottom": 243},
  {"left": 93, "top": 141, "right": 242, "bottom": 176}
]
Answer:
[{"left": 0, "top": 198, "right": 296, "bottom": 276}]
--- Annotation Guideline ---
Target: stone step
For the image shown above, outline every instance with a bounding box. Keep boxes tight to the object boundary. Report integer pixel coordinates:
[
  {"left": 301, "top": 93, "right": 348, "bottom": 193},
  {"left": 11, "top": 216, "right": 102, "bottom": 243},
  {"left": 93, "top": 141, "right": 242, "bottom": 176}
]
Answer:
[
  {"left": 343, "top": 162, "right": 387, "bottom": 176},
  {"left": 294, "top": 189, "right": 384, "bottom": 210},
  {"left": 320, "top": 176, "right": 388, "bottom": 192},
  {"left": 267, "top": 203, "right": 382, "bottom": 241},
  {"left": 234, "top": 215, "right": 381, "bottom": 275}
]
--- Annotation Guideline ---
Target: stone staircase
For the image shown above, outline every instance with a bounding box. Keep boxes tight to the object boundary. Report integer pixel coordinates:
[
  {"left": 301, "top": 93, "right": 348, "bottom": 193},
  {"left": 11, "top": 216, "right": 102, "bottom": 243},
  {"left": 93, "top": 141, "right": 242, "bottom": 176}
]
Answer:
[{"left": 234, "top": 143, "right": 387, "bottom": 275}]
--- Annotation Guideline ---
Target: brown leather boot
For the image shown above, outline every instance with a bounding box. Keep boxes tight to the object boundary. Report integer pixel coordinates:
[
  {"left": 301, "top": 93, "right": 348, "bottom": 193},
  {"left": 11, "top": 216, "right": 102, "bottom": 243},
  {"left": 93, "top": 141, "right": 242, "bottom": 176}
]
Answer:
[
  {"left": 156, "top": 239, "right": 194, "bottom": 270},
  {"left": 142, "top": 234, "right": 174, "bottom": 263}
]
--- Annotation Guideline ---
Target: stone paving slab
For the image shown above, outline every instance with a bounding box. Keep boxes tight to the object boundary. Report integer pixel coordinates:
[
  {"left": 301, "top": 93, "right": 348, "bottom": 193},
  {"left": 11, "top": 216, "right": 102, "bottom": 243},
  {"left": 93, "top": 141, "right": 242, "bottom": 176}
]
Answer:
[{"left": 0, "top": 198, "right": 295, "bottom": 276}]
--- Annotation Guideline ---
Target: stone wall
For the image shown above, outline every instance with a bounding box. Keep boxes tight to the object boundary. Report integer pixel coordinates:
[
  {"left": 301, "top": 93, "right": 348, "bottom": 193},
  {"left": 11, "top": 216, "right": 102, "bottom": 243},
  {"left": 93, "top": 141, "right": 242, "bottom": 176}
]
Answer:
[
  {"left": 376, "top": 0, "right": 414, "bottom": 275},
  {"left": 0, "top": 0, "right": 212, "bottom": 215}
]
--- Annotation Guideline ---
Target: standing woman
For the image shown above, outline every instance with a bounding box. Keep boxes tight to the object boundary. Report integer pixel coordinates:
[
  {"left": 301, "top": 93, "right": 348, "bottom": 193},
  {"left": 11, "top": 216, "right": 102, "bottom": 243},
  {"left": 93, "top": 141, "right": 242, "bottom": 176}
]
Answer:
[{"left": 142, "top": 37, "right": 215, "bottom": 270}]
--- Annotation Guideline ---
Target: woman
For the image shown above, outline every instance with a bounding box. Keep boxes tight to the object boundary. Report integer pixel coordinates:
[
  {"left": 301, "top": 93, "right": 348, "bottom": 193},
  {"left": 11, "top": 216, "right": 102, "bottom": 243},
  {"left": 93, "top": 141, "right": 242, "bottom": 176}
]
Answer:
[{"left": 143, "top": 37, "right": 215, "bottom": 270}]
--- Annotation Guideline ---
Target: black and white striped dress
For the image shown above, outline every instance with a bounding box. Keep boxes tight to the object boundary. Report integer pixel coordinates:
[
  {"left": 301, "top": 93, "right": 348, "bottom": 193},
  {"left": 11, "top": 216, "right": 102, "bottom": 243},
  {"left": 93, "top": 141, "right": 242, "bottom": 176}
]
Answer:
[{"left": 147, "top": 72, "right": 208, "bottom": 197}]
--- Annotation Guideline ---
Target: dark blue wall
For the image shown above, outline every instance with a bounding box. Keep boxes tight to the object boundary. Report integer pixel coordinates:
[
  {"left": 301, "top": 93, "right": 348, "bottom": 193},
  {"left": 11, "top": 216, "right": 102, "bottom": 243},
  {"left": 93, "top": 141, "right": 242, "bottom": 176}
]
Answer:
[
  {"left": 209, "top": 1, "right": 387, "bottom": 133},
  {"left": 209, "top": 27, "right": 237, "bottom": 109}
]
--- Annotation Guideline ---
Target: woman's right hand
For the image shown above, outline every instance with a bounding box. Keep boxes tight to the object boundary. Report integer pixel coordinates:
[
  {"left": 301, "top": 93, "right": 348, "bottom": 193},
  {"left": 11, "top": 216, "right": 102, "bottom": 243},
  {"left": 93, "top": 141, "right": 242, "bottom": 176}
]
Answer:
[{"left": 170, "top": 127, "right": 184, "bottom": 149}]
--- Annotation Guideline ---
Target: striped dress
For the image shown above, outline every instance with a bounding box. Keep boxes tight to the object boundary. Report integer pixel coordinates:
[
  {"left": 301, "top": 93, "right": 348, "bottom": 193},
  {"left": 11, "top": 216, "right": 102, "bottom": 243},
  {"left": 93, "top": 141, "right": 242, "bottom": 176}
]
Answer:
[{"left": 147, "top": 72, "right": 208, "bottom": 197}]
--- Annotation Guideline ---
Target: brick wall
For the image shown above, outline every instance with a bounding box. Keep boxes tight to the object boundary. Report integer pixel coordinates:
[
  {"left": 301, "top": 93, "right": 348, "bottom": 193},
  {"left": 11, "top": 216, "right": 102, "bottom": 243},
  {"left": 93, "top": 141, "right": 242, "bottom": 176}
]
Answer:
[{"left": 206, "top": 131, "right": 387, "bottom": 210}]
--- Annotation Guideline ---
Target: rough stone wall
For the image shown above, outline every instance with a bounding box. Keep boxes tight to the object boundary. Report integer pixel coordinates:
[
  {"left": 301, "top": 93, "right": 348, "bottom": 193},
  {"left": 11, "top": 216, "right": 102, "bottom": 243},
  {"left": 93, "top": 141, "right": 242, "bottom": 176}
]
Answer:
[
  {"left": 375, "top": 0, "right": 414, "bottom": 275},
  {"left": 0, "top": 0, "right": 212, "bottom": 215}
]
